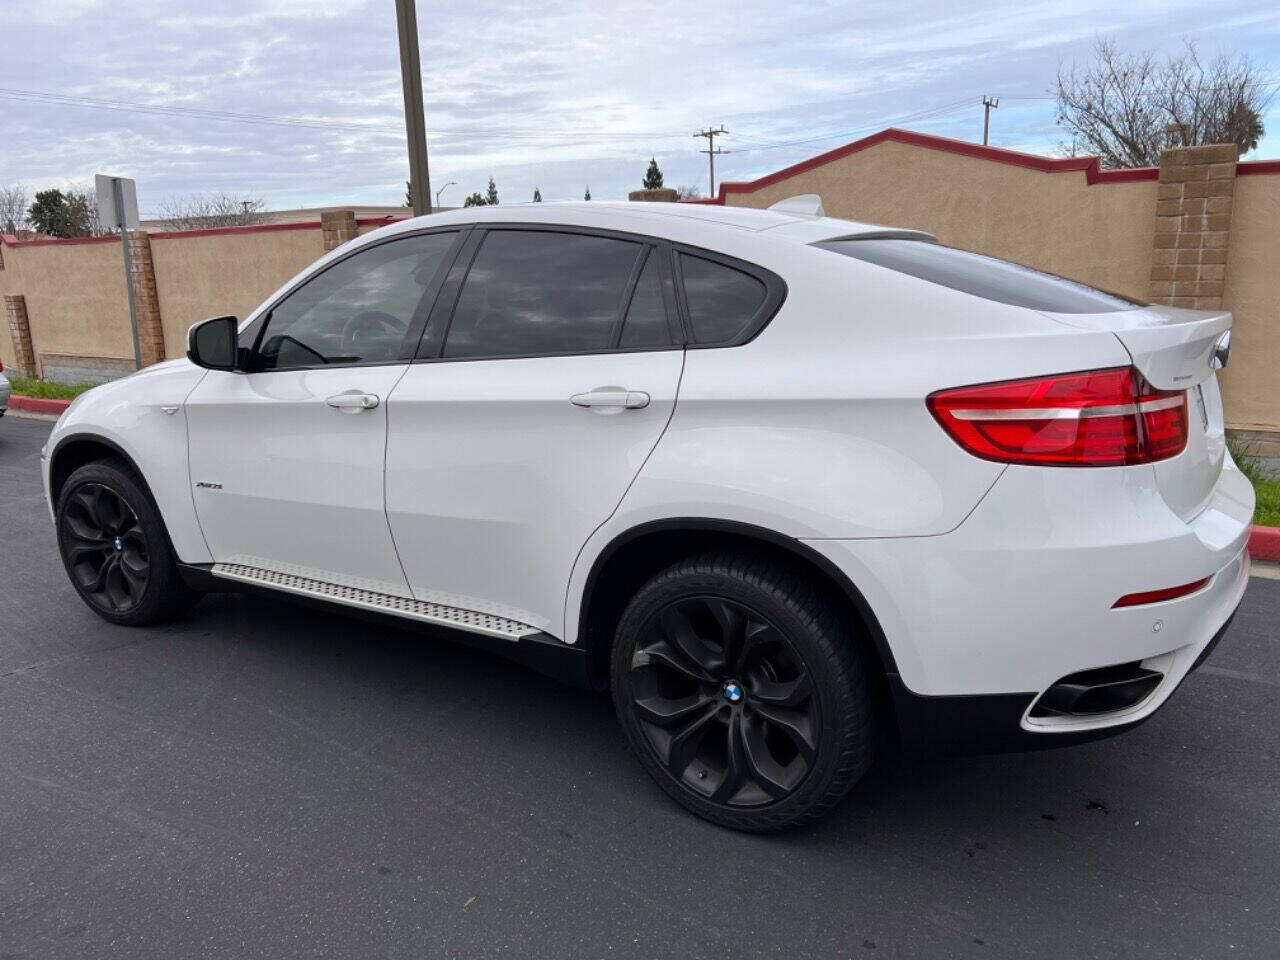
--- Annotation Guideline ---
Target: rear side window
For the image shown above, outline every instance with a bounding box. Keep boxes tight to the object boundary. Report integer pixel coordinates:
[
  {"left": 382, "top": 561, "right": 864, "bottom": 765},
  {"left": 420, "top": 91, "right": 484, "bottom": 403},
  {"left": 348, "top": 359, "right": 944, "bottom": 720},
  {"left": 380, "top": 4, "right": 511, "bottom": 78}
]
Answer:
[
  {"left": 444, "top": 231, "right": 644, "bottom": 358},
  {"left": 619, "top": 250, "right": 670, "bottom": 348},
  {"left": 817, "top": 239, "right": 1143, "bottom": 314},
  {"left": 678, "top": 253, "right": 769, "bottom": 342}
]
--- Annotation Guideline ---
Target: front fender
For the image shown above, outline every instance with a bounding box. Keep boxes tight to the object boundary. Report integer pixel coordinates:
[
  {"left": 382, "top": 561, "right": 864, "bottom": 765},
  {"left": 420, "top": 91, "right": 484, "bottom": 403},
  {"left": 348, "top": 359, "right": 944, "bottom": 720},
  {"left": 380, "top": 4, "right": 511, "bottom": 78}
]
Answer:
[{"left": 45, "top": 360, "right": 210, "bottom": 564}]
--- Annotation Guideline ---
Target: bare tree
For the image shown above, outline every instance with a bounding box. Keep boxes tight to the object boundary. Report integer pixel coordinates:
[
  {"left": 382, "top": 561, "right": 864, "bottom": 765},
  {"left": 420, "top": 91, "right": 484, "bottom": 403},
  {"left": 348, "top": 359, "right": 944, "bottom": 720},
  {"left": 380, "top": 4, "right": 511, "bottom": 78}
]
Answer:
[
  {"left": 156, "top": 193, "right": 269, "bottom": 231},
  {"left": 0, "top": 184, "right": 29, "bottom": 235},
  {"left": 1057, "top": 39, "right": 1273, "bottom": 168},
  {"left": 675, "top": 184, "right": 702, "bottom": 199}
]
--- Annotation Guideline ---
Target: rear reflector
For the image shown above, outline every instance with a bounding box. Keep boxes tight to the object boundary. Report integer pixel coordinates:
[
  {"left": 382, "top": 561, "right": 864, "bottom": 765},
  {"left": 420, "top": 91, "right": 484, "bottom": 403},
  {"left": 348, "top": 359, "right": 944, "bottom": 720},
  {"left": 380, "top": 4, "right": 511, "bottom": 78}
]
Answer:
[
  {"left": 1112, "top": 577, "right": 1210, "bottom": 608},
  {"left": 927, "top": 366, "right": 1188, "bottom": 466}
]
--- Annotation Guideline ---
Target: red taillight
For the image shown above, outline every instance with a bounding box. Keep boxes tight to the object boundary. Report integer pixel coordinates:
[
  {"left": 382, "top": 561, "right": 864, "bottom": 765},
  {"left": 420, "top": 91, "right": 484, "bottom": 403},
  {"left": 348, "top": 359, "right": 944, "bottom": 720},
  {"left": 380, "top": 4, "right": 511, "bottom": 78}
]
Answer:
[
  {"left": 1113, "top": 577, "right": 1210, "bottom": 608},
  {"left": 927, "top": 366, "right": 1188, "bottom": 467}
]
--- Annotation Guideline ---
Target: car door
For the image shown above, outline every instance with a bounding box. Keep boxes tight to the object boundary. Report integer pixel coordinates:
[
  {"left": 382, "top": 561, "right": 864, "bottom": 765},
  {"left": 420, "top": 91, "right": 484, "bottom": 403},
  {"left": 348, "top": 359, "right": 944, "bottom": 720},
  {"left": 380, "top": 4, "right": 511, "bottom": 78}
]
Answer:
[
  {"left": 385, "top": 227, "right": 685, "bottom": 635},
  {"left": 186, "top": 229, "right": 463, "bottom": 597}
]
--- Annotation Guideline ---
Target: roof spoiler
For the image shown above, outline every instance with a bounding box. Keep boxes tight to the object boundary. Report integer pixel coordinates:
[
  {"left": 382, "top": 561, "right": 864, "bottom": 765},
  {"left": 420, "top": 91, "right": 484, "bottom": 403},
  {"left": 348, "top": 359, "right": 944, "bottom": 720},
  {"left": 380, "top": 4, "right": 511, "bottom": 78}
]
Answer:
[{"left": 823, "top": 229, "right": 938, "bottom": 242}]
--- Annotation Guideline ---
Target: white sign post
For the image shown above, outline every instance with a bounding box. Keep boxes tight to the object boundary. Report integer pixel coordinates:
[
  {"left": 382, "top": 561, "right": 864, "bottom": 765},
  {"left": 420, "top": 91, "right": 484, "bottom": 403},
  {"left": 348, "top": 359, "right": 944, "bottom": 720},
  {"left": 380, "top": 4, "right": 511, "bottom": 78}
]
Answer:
[{"left": 95, "top": 175, "right": 142, "bottom": 369}]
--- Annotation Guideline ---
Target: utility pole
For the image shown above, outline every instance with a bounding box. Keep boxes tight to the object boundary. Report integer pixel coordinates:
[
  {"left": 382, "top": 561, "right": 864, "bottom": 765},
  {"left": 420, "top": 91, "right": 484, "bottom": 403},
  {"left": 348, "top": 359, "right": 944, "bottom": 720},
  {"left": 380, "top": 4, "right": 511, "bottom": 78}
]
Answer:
[
  {"left": 694, "top": 125, "right": 730, "bottom": 196},
  {"left": 982, "top": 96, "right": 999, "bottom": 146},
  {"left": 395, "top": 0, "right": 433, "bottom": 216}
]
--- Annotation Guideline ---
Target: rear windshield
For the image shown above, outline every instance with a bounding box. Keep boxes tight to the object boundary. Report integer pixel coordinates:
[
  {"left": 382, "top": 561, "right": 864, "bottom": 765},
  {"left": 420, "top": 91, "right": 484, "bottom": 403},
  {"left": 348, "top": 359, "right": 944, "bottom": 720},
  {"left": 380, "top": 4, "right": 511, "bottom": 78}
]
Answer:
[{"left": 816, "top": 238, "right": 1143, "bottom": 314}]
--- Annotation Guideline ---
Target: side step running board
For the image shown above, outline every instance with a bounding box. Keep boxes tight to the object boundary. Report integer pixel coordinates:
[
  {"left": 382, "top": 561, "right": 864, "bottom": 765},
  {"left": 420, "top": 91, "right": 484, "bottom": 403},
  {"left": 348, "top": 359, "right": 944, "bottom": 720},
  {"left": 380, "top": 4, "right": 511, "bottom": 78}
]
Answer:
[{"left": 210, "top": 562, "right": 538, "bottom": 642}]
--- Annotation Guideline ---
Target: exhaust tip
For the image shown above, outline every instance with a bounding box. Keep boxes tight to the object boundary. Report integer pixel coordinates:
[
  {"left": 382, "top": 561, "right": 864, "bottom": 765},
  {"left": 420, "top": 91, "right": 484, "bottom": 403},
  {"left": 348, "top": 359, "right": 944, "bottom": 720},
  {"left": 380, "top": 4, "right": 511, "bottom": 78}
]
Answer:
[{"left": 1030, "top": 661, "right": 1163, "bottom": 719}]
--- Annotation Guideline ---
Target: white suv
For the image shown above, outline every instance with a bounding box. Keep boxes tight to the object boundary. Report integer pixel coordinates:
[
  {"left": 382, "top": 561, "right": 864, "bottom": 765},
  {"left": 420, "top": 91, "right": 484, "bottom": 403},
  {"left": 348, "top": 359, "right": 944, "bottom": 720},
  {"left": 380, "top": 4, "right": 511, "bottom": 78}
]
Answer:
[{"left": 42, "top": 200, "right": 1253, "bottom": 831}]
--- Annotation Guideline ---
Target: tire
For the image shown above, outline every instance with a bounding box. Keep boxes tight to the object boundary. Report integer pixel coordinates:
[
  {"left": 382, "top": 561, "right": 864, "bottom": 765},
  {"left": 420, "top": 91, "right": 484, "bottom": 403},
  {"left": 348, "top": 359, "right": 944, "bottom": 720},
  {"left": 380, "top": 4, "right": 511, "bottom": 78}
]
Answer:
[
  {"left": 56, "top": 458, "right": 201, "bottom": 626},
  {"left": 610, "top": 551, "right": 879, "bottom": 832}
]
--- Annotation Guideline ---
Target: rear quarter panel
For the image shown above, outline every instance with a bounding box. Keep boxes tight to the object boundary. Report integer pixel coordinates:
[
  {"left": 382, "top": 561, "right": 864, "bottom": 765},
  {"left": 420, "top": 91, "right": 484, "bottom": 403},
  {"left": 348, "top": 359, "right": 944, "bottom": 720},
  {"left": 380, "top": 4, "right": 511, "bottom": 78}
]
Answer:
[{"left": 565, "top": 242, "right": 1136, "bottom": 642}]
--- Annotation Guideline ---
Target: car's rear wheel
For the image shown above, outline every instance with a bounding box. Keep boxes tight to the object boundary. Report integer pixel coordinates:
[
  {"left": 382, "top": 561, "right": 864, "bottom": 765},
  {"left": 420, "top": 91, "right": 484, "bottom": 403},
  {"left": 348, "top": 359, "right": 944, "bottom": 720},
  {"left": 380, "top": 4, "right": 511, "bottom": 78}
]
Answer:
[
  {"left": 611, "top": 552, "right": 878, "bottom": 832},
  {"left": 56, "top": 459, "right": 200, "bottom": 626}
]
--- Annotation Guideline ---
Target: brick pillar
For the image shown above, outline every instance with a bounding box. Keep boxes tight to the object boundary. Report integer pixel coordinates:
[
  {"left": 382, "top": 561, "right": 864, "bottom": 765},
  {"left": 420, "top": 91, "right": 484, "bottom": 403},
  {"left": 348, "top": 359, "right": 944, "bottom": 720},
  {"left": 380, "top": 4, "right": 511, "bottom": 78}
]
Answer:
[
  {"left": 5, "top": 294, "right": 37, "bottom": 377},
  {"left": 1149, "top": 144, "right": 1237, "bottom": 309},
  {"left": 322, "top": 210, "right": 358, "bottom": 252},
  {"left": 126, "top": 231, "right": 165, "bottom": 367}
]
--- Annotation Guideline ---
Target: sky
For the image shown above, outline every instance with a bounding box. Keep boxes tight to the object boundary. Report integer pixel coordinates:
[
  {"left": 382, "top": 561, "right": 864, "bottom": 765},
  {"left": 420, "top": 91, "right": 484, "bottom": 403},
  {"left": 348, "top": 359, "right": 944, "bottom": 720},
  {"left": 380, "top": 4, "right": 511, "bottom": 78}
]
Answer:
[{"left": 2, "top": 0, "right": 1279, "bottom": 215}]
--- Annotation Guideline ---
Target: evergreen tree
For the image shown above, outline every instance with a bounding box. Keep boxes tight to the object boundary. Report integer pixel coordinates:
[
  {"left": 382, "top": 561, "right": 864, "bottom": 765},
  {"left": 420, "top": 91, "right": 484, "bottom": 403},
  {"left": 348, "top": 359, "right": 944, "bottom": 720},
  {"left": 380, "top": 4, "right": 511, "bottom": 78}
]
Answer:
[
  {"left": 463, "top": 192, "right": 487, "bottom": 207},
  {"left": 584, "top": 186, "right": 591, "bottom": 201},
  {"left": 27, "top": 188, "right": 94, "bottom": 238},
  {"left": 485, "top": 176, "right": 499, "bottom": 205},
  {"left": 533, "top": 187, "right": 542, "bottom": 202},
  {"left": 404, "top": 181, "right": 413, "bottom": 207},
  {"left": 643, "top": 157, "right": 664, "bottom": 190}
]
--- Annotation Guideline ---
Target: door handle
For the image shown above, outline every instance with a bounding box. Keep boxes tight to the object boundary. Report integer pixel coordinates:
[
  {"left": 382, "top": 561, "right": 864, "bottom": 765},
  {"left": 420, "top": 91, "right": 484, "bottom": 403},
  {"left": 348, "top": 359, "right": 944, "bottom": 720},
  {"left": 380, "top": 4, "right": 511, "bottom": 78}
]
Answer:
[
  {"left": 325, "top": 391, "right": 380, "bottom": 412},
  {"left": 570, "top": 388, "right": 650, "bottom": 410}
]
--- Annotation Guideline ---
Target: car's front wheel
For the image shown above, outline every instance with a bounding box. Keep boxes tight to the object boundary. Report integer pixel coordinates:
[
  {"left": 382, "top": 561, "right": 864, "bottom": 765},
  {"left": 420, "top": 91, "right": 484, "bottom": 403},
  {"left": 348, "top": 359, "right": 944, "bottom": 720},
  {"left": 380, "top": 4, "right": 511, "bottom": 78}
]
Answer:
[
  {"left": 611, "top": 552, "right": 879, "bottom": 832},
  {"left": 56, "top": 458, "right": 200, "bottom": 626}
]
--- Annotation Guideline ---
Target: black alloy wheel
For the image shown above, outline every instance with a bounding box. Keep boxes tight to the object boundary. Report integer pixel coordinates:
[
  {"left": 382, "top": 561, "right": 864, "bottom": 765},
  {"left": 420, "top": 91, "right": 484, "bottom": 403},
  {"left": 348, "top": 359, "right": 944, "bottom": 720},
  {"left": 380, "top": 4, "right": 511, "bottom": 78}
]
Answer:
[
  {"left": 59, "top": 482, "right": 151, "bottom": 614},
  {"left": 612, "top": 552, "right": 878, "bottom": 832},
  {"left": 56, "top": 458, "right": 201, "bottom": 626},
  {"left": 628, "top": 595, "right": 821, "bottom": 806}
]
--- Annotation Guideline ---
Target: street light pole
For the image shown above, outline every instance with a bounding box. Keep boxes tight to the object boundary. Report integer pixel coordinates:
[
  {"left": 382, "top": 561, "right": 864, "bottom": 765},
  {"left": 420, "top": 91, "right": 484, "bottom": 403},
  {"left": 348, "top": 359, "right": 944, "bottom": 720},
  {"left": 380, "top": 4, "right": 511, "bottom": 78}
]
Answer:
[
  {"left": 395, "top": 0, "right": 432, "bottom": 216},
  {"left": 436, "top": 181, "right": 456, "bottom": 208}
]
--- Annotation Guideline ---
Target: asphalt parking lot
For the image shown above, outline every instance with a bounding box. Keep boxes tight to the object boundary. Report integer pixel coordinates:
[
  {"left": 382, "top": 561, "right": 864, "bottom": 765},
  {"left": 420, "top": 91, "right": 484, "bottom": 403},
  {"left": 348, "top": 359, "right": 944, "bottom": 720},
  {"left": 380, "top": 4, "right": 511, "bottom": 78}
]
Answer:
[{"left": 1, "top": 413, "right": 1278, "bottom": 960}]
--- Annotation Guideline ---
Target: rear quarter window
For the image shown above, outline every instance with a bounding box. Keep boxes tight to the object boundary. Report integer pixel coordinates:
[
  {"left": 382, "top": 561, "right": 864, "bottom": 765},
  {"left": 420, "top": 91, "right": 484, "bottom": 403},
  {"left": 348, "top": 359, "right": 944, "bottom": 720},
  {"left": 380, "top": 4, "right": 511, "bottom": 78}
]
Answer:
[
  {"left": 677, "top": 251, "right": 783, "bottom": 344},
  {"left": 817, "top": 239, "right": 1143, "bottom": 314}
]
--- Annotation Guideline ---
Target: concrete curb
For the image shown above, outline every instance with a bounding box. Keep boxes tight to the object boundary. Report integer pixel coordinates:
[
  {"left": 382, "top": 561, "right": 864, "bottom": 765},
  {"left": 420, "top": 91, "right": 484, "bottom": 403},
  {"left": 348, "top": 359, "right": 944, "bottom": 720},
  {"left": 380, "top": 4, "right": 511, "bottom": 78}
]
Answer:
[
  {"left": 10, "top": 395, "right": 72, "bottom": 415},
  {"left": 1250, "top": 525, "right": 1280, "bottom": 562}
]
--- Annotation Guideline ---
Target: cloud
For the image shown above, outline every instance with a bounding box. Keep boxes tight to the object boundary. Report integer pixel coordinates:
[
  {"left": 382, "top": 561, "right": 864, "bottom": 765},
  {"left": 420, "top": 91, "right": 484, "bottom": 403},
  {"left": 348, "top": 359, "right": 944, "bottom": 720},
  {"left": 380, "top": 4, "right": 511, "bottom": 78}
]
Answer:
[{"left": 1, "top": 0, "right": 1276, "bottom": 211}]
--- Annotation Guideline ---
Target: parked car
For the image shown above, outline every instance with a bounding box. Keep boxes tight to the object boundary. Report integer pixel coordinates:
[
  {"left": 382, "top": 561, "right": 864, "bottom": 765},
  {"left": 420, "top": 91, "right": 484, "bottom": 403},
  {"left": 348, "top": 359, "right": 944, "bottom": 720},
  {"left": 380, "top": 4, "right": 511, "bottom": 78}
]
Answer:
[
  {"left": 0, "top": 361, "right": 9, "bottom": 416},
  {"left": 41, "top": 199, "right": 1253, "bottom": 831}
]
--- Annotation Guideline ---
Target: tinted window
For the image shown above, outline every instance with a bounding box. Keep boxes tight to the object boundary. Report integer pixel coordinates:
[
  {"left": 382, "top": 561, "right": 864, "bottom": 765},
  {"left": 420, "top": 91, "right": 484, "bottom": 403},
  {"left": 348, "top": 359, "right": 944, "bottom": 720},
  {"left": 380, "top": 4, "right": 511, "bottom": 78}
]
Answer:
[
  {"left": 679, "top": 253, "right": 768, "bottom": 343},
  {"left": 255, "top": 232, "right": 456, "bottom": 370},
  {"left": 619, "top": 250, "right": 670, "bottom": 348},
  {"left": 444, "top": 231, "right": 644, "bottom": 358},
  {"left": 817, "top": 239, "right": 1142, "bottom": 313}
]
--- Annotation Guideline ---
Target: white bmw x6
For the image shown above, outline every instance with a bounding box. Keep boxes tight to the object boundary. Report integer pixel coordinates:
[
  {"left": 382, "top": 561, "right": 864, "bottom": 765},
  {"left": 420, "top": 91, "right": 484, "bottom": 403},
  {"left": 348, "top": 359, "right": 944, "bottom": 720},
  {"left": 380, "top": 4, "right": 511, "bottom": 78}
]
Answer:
[{"left": 43, "top": 200, "right": 1253, "bottom": 831}]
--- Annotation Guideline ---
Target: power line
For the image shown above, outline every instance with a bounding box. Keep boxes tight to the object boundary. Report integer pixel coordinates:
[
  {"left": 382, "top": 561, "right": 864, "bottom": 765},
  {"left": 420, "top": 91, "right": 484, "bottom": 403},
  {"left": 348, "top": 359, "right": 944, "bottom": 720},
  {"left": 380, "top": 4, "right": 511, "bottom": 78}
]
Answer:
[
  {"left": 0, "top": 86, "right": 688, "bottom": 141},
  {"left": 727, "top": 98, "right": 977, "bottom": 152},
  {"left": 999, "top": 77, "right": 1280, "bottom": 101},
  {"left": 6, "top": 80, "right": 1276, "bottom": 147}
]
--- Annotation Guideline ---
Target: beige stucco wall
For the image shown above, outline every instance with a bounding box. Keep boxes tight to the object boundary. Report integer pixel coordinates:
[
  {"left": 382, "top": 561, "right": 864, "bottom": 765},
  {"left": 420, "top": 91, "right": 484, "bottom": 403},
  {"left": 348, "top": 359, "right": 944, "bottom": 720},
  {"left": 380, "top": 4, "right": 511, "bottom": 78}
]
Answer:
[
  {"left": 1221, "top": 174, "right": 1280, "bottom": 432},
  {"left": 0, "top": 240, "right": 134, "bottom": 373},
  {"left": 724, "top": 139, "right": 1280, "bottom": 432},
  {"left": 1, "top": 177, "right": 1275, "bottom": 434},
  {"left": 725, "top": 139, "right": 1156, "bottom": 302},
  {"left": 150, "top": 227, "right": 325, "bottom": 357}
]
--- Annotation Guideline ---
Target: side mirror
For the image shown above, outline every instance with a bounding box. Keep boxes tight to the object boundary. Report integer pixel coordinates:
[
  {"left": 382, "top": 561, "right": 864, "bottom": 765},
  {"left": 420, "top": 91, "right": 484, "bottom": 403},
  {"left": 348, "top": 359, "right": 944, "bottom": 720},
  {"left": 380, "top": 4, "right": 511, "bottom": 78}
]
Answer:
[{"left": 187, "top": 316, "right": 239, "bottom": 371}]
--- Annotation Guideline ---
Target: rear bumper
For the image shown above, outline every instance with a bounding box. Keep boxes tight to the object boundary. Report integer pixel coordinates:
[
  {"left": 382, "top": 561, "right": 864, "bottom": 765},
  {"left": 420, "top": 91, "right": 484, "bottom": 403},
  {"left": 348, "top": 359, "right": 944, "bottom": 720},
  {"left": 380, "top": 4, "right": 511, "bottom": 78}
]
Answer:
[
  {"left": 886, "top": 607, "right": 1238, "bottom": 756},
  {"left": 803, "top": 453, "right": 1254, "bottom": 751}
]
